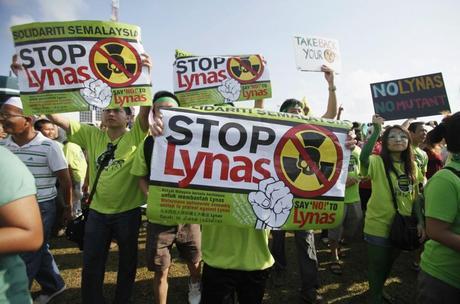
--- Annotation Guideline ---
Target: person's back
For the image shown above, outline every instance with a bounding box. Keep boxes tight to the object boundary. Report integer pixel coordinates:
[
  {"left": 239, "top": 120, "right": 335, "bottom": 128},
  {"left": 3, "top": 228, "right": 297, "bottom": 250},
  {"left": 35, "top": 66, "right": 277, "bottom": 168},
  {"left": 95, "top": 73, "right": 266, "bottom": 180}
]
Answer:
[
  {"left": 418, "top": 112, "right": 460, "bottom": 304},
  {"left": 0, "top": 97, "right": 71, "bottom": 303}
]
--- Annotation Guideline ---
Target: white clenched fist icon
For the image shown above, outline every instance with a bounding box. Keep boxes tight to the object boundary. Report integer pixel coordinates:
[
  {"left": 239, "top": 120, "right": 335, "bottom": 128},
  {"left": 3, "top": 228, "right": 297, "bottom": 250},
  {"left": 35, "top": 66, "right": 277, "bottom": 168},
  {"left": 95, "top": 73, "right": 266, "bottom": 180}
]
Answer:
[
  {"left": 218, "top": 78, "right": 241, "bottom": 103},
  {"left": 80, "top": 78, "right": 112, "bottom": 109},
  {"left": 248, "top": 177, "right": 293, "bottom": 229}
]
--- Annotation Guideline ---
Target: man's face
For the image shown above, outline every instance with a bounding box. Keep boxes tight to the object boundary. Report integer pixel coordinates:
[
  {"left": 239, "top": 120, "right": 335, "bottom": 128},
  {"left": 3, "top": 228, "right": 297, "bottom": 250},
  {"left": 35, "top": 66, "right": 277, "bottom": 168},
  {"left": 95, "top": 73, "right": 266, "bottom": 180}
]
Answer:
[
  {"left": 39, "top": 122, "right": 56, "bottom": 139},
  {"left": 0, "top": 104, "right": 30, "bottom": 135},
  {"left": 286, "top": 105, "right": 304, "bottom": 115},
  {"left": 410, "top": 124, "right": 427, "bottom": 145},
  {"left": 101, "top": 108, "right": 128, "bottom": 129},
  {"left": 153, "top": 101, "right": 177, "bottom": 117}
]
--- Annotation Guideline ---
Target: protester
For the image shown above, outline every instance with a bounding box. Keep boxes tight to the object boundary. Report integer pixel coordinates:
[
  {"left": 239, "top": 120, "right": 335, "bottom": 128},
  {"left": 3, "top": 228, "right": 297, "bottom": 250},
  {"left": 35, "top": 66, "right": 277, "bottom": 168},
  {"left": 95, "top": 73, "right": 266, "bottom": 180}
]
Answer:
[
  {"left": 0, "top": 97, "right": 72, "bottom": 304},
  {"left": 360, "top": 114, "right": 425, "bottom": 303},
  {"left": 0, "top": 146, "right": 43, "bottom": 303},
  {"left": 131, "top": 91, "right": 202, "bottom": 304},
  {"left": 271, "top": 64, "right": 337, "bottom": 303},
  {"left": 62, "top": 136, "right": 88, "bottom": 217},
  {"left": 328, "top": 128, "right": 362, "bottom": 275},
  {"left": 34, "top": 119, "right": 58, "bottom": 141},
  {"left": 22, "top": 49, "right": 152, "bottom": 302},
  {"left": 423, "top": 139, "right": 444, "bottom": 179},
  {"left": 417, "top": 112, "right": 460, "bottom": 303},
  {"left": 408, "top": 121, "right": 428, "bottom": 184}
]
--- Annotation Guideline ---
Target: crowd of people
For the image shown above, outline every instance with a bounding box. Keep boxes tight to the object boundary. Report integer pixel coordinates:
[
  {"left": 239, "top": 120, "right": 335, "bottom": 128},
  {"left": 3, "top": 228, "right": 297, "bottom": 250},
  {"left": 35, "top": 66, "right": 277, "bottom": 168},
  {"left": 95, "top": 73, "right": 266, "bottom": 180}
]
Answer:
[{"left": 0, "top": 53, "right": 459, "bottom": 304}]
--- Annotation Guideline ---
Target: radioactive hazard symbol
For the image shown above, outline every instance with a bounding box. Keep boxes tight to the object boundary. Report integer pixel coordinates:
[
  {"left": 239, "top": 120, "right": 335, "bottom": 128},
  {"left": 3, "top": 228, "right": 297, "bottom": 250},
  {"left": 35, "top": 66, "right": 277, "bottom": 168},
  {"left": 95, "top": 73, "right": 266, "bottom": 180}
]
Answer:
[
  {"left": 227, "top": 55, "right": 265, "bottom": 84},
  {"left": 89, "top": 38, "right": 141, "bottom": 87},
  {"left": 274, "top": 124, "right": 343, "bottom": 198}
]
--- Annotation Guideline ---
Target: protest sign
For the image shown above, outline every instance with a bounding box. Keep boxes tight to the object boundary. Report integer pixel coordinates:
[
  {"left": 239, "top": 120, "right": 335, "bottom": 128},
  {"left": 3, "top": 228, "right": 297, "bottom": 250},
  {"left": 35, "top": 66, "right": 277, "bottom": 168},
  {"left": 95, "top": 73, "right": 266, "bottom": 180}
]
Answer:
[
  {"left": 173, "top": 53, "right": 272, "bottom": 107},
  {"left": 11, "top": 21, "right": 152, "bottom": 114},
  {"left": 370, "top": 73, "right": 450, "bottom": 120},
  {"left": 147, "top": 106, "right": 352, "bottom": 230},
  {"left": 293, "top": 35, "right": 342, "bottom": 73}
]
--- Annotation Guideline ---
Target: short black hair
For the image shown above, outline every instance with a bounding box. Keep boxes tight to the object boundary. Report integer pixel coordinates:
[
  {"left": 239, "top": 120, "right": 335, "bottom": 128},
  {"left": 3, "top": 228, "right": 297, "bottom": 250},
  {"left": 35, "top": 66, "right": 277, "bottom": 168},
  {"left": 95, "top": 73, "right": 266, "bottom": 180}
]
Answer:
[
  {"left": 153, "top": 90, "right": 180, "bottom": 105},
  {"left": 408, "top": 122, "right": 425, "bottom": 133},
  {"left": 34, "top": 118, "right": 53, "bottom": 131},
  {"left": 426, "top": 112, "right": 460, "bottom": 153},
  {"left": 280, "top": 98, "right": 303, "bottom": 113}
]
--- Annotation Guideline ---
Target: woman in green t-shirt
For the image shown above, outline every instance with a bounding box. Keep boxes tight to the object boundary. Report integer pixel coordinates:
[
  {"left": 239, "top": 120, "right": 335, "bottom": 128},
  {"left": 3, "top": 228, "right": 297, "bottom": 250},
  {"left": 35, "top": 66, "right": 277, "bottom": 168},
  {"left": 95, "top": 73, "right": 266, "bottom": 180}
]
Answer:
[
  {"left": 360, "top": 114, "right": 425, "bottom": 304},
  {"left": 418, "top": 112, "right": 460, "bottom": 303}
]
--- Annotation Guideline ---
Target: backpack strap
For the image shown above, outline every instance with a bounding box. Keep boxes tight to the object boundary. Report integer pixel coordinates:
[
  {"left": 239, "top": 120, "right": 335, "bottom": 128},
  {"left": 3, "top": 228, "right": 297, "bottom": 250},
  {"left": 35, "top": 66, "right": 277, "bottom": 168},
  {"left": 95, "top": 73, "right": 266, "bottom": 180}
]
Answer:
[{"left": 143, "top": 135, "right": 154, "bottom": 177}]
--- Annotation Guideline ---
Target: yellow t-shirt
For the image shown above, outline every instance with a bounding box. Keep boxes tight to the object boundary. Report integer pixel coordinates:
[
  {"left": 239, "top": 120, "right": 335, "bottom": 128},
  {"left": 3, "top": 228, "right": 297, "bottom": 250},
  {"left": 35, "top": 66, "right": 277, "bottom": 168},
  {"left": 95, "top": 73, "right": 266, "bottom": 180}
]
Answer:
[
  {"left": 63, "top": 142, "right": 87, "bottom": 183},
  {"left": 202, "top": 225, "right": 274, "bottom": 271},
  {"left": 68, "top": 118, "right": 147, "bottom": 214},
  {"left": 362, "top": 155, "right": 420, "bottom": 238}
]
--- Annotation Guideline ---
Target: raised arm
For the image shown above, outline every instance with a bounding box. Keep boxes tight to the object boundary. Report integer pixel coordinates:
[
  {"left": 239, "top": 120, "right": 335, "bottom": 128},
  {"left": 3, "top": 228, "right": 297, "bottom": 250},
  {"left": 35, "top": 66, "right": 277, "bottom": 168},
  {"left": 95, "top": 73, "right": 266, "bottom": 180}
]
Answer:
[
  {"left": 138, "top": 53, "right": 153, "bottom": 132},
  {"left": 46, "top": 114, "right": 71, "bottom": 133},
  {"left": 360, "top": 115, "right": 384, "bottom": 175},
  {"left": 254, "top": 99, "right": 264, "bottom": 109},
  {"left": 321, "top": 65, "right": 337, "bottom": 119}
]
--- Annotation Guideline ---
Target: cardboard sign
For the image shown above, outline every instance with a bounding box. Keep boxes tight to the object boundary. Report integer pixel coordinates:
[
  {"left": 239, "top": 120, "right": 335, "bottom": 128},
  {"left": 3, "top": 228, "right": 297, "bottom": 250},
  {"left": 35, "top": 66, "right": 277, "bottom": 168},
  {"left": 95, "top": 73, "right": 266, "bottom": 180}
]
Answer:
[
  {"left": 173, "top": 54, "right": 272, "bottom": 107},
  {"left": 11, "top": 21, "right": 152, "bottom": 114},
  {"left": 293, "top": 35, "right": 342, "bottom": 73},
  {"left": 147, "top": 106, "right": 352, "bottom": 230},
  {"left": 370, "top": 73, "right": 450, "bottom": 120}
]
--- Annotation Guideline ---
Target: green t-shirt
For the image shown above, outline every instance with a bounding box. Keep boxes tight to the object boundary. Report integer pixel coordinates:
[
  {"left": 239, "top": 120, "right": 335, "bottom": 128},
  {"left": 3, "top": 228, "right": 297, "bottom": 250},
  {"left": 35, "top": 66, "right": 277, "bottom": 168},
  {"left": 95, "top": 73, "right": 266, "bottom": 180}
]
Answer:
[
  {"left": 344, "top": 146, "right": 361, "bottom": 203},
  {"left": 68, "top": 118, "right": 147, "bottom": 214},
  {"left": 63, "top": 142, "right": 87, "bottom": 183},
  {"left": 362, "top": 155, "right": 420, "bottom": 238},
  {"left": 130, "top": 139, "right": 148, "bottom": 177},
  {"left": 413, "top": 145, "right": 428, "bottom": 178},
  {"left": 421, "top": 159, "right": 460, "bottom": 289},
  {"left": 0, "top": 146, "right": 35, "bottom": 304},
  {"left": 201, "top": 225, "right": 274, "bottom": 271}
]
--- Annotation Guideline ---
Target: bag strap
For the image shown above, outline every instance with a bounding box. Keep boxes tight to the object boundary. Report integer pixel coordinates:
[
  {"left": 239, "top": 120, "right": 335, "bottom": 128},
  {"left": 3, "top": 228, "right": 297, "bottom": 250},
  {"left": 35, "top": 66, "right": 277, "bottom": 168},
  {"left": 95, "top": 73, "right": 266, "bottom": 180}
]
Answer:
[
  {"left": 444, "top": 166, "right": 460, "bottom": 178},
  {"left": 87, "top": 143, "right": 118, "bottom": 204},
  {"left": 385, "top": 169, "right": 399, "bottom": 212}
]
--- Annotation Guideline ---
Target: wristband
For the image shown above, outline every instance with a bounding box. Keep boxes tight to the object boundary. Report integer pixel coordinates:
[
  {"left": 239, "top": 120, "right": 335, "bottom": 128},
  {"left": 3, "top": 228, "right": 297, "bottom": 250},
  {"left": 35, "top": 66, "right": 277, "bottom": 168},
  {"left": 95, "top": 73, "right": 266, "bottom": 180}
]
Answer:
[{"left": 328, "top": 85, "right": 336, "bottom": 92}]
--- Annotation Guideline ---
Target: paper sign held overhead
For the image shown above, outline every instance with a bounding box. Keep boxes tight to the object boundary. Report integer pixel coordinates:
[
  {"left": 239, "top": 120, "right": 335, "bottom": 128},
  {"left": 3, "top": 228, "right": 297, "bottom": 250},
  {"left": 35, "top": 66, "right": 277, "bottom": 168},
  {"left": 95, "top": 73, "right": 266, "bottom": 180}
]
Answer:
[{"left": 293, "top": 35, "right": 342, "bottom": 73}]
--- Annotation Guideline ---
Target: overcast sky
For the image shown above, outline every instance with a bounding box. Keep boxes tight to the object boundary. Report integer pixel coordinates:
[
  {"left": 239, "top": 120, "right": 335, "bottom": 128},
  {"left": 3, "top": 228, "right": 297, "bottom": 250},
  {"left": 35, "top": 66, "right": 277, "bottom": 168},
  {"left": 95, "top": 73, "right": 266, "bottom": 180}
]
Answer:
[{"left": 1, "top": 0, "right": 459, "bottom": 123}]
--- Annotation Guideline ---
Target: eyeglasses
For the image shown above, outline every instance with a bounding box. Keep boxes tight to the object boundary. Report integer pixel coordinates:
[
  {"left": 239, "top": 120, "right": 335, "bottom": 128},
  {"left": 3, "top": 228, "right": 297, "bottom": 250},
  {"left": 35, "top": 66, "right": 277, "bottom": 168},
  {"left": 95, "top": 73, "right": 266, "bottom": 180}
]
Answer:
[{"left": 0, "top": 112, "right": 26, "bottom": 119}]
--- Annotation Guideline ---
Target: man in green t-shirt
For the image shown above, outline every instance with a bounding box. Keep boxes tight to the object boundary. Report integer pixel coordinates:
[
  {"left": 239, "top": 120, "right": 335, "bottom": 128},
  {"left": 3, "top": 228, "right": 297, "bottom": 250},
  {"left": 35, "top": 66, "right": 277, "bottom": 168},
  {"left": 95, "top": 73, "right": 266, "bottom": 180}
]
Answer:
[
  {"left": 131, "top": 91, "right": 202, "bottom": 304},
  {"left": 0, "top": 146, "right": 43, "bottom": 304},
  {"left": 408, "top": 122, "right": 428, "bottom": 183},
  {"left": 48, "top": 102, "right": 150, "bottom": 303}
]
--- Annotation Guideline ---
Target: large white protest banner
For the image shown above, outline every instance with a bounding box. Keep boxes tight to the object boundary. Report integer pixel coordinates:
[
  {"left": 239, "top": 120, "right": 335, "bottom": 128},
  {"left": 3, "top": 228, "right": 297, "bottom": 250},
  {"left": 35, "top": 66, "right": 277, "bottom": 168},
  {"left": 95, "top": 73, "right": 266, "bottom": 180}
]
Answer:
[
  {"left": 293, "top": 35, "right": 342, "bottom": 73},
  {"left": 147, "top": 106, "right": 352, "bottom": 230}
]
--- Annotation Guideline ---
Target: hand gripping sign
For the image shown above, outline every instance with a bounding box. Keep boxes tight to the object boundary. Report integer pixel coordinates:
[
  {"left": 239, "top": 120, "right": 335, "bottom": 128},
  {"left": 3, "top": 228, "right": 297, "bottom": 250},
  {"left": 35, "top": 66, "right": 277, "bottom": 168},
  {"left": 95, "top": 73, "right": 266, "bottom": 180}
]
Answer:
[
  {"left": 173, "top": 51, "right": 272, "bottom": 107},
  {"left": 146, "top": 106, "right": 352, "bottom": 230},
  {"left": 11, "top": 20, "right": 152, "bottom": 114}
]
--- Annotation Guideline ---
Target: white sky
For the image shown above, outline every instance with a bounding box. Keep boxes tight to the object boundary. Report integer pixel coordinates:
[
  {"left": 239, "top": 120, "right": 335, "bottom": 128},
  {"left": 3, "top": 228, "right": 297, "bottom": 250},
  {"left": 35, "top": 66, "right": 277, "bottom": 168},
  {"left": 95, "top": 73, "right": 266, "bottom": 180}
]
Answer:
[{"left": 1, "top": 0, "right": 459, "bottom": 124}]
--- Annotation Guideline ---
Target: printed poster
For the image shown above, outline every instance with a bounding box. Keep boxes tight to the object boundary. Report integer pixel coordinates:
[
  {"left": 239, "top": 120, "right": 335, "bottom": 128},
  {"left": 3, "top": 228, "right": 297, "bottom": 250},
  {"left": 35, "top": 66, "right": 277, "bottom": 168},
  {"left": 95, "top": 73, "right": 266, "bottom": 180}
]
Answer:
[
  {"left": 173, "top": 53, "right": 272, "bottom": 107},
  {"left": 11, "top": 20, "right": 152, "bottom": 114},
  {"left": 370, "top": 73, "right": 450, "bottom": 120},
  {"left": 147, "top": 106, "right": 352, "bottom": 230},
  {"left": 293, "top": 35, "right": 342, "bottom": 73}
]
